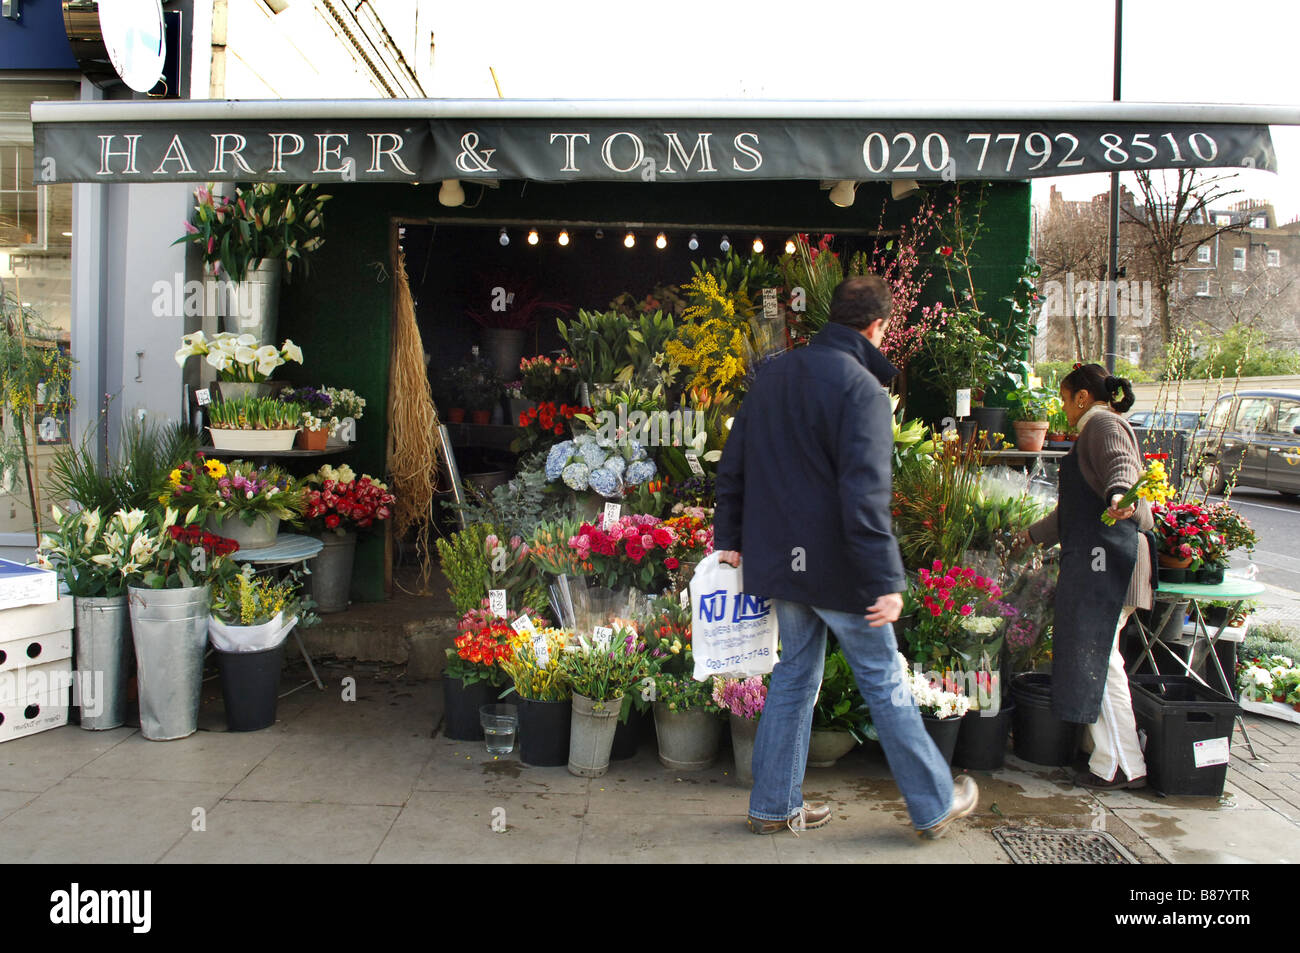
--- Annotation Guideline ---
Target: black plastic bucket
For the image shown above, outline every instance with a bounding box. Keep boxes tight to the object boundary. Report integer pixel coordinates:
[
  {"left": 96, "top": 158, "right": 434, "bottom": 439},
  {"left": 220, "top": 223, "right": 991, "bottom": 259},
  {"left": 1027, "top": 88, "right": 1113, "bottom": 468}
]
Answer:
[
  {"left": 442, "top": 678, "right": 492, "bottom": 741},
  {"left": 518, "top": 697, "right": 572, "bottom": 767},
  {"left": 1011, "top": 675, "right": 1081, "bottom": 766},
  {"left": 215, "top": 643, "right": 284, "bottom": 732},
  {"left": 611, "top": 703, "right": 647, "bottom": 760},
  {"left": 953, "top": 700, "right": 1016, "bottom": 771}
]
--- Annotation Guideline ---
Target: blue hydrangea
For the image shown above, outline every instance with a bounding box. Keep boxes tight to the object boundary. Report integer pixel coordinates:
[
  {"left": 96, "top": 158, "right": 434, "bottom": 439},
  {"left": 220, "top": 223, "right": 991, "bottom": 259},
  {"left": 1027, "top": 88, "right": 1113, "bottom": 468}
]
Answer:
[
  {"left": 629, "top": 441, "right": 648, "bottom": 462},
  {"left": 573, "top": 433, "right": 595, "bottom": 447},
  {"left": 587, "top": 466, "right": 621, "bottom": 498},
  {"left": 545, "top": 441, "right": 574, "bottom": 480},
  {"left": 604, "top": 455, "right": 626, "bottom": 477},
  {"left": 561, "top": 462, "right": 590, "bottom": 491},
  {"left": 625, "top": 459, "right": 657, "bottom": 485},
  {"left": 580, "top": 442, "right": 609, "bottom": 469}
]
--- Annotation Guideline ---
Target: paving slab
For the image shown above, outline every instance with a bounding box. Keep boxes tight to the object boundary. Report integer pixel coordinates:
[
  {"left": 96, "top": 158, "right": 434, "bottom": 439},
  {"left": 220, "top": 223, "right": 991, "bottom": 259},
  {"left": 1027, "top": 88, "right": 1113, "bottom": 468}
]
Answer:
[
  {"left": 161, "top": 800, "right": 401, "bottom": 864},
  {"left": 1112, "top": 806, "right": 1300, "bottom": 863},
  {"left": 414, "top": 736, "right": 592, "bottom": 796},
  {"left": 71, "top": 729, "right": 285, "bottom": 784},
  {"left": 373, "top": 790, "right": 585, "bottom": 863},
  {"left": 578, "top": 810, "right": 779, "bottom": 863},
  {"left": 0, "top": 789, "right": 34, "bottom": 823},
  {"left": 0, "top": 777, "right": 227, "bottom": 863},
  {"left": 224, "top": 734, "right": 433, "bottom": 806},
  {"left": 0, "top": 725, "right": 135, "bottom": 793},
  {"left": 585, "top": 748, "right": 749, "bottom": 816},
  {"left": 276, "top": 682, "right": 436, "bottom": 739}
]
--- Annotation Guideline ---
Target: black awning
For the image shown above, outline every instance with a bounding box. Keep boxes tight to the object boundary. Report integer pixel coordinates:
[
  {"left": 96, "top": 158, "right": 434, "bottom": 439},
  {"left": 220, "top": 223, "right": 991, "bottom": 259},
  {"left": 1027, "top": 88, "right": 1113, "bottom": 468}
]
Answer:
[{"left": 31, "top": 99, "right": 1286, "bottom": 184}]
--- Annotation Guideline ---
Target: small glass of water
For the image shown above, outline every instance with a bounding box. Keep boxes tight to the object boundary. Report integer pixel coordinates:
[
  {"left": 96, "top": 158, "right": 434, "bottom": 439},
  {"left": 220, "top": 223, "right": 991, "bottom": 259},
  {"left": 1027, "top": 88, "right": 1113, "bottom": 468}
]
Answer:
[{"left": 479, "top": 704, "right": 518, "bottom": 756}]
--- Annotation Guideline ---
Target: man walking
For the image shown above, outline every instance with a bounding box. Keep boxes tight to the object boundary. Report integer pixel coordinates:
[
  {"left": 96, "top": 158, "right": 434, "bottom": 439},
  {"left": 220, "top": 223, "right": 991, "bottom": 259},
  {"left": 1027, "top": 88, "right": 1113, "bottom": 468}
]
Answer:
[{"left": 713, "top": 275, "right": 977, "bottom": 838}]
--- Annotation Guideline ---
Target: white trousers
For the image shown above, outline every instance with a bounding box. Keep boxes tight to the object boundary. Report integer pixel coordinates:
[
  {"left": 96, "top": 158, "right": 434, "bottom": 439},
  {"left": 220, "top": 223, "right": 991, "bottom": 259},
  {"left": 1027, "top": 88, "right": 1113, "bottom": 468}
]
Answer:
[{"left": 1083, "top": 606, "right": 1148, "bottom": 782}]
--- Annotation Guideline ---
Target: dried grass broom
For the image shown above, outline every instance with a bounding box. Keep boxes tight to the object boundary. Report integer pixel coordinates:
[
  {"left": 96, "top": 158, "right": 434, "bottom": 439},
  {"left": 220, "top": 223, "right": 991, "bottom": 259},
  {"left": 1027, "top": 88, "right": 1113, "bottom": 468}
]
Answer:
[{"left": 388, "top": 249, "right": 447, "bottom": 594}]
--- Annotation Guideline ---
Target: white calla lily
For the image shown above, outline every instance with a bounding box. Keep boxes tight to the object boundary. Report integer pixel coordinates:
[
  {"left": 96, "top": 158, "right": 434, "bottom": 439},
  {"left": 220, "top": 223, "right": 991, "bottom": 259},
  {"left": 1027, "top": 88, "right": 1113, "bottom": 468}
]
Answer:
[
  {"left": 236, "top": 333, "right": 258, "bottom": 347},
  {"left": 234, "top": 346, "right": 257, "bottom": 366},
  {"left": 281, "top": 339, "right": 303, "bottom": 364}
]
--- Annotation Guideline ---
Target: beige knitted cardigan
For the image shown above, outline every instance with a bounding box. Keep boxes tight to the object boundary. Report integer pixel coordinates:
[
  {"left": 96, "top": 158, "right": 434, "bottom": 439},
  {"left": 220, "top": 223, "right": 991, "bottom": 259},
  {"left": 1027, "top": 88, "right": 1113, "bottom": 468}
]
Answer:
[{"left": 1027, "top": 406, "right": 1155, "bottom": 611}]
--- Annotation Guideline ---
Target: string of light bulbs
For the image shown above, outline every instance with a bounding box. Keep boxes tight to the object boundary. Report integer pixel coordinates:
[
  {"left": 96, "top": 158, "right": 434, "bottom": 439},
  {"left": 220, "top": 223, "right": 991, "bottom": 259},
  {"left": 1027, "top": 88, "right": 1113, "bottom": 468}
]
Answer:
[{"left": 494, "top": 227, "right": 801, "bottom": 253}]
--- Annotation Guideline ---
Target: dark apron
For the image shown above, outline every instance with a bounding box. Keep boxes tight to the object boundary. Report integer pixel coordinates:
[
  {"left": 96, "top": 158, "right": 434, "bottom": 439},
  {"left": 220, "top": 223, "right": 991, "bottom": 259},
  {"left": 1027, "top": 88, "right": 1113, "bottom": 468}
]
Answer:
[{"left": 1051, "top": 448, "right": 1140, "bottom": 724}]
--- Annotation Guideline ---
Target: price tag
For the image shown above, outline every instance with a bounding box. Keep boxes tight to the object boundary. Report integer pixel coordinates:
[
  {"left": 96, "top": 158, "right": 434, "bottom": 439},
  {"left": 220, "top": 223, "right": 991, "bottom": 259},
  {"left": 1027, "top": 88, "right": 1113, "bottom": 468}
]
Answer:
[
  {"left": 602, "top": 502, "right": 621, "bottom": 527},
  {"left": 680, "top": 587, "right": 690, "bottom": 608},
  {"left": 761, "top": 287, "right": 780, "bottom": 321},
  {"left": 1192, "top": 736, "right": 1230, "bottom": 768},
  {"left": 195, "top": 388, "right": 211, "bottom": 406},
  {"left": 511, "top": 614, "right": 537, "bottom": 636},
  {"left": 684, "top": 451, "right": 705, "bottom": 476},
  {"left": 337, "top": 416, "right": 357, "bottom": 442},
  {"left": 955, "top": 388, "right": 971, "bottom": 420},
  {"left": 488, "top": 589, "right": 507, "bottom": 618},
  {"left": 593, "top": 625, "right": 613, "bottom": 650},
  {"left": 530, "top": 632, "right": 550, "bottom": 668}
]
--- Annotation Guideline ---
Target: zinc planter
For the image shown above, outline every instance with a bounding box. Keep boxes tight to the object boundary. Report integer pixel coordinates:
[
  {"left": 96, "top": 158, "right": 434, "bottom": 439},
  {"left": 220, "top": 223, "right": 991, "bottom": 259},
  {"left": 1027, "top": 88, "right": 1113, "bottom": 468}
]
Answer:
[
  {"left": 128, "top": 585, "right": 209, "bottom": 741},
  {"left": 654, "top": 702, "right": 721, "bottom": 770},
  {"left": 729, "top": 713, "right": 759, "bottom": 784},
  {"left": 568, "top": 693, "right": 620, "bottom": 777},
  {"left": 73, "top": 595, "right": 131, "bottom": 731},
  {"left": 214, "top": 381, "right": 272, "bottom": 403},
  {"left": 922, "top": 713, "right": 964, "bottom": 765},
  {"left": 310, "top": 531, "right": 357, "bottom": 613},
  {"left": 219, "top": 259, "right": 282, "bottom": 347},
  {"left": 208, "top": 427, "right": 298, "bottom": 452},
  {"left": 206, "top": 513, "right": 279, "bottom": 550},
  {"left": 807, "top": 728, "right": 858, "bottom": 767},
  {"left": 442, "top": 677, "right": 492, "bottom": 741},
  {"left": 518, "top": 697, "right": 572, "bottom": 767},
  {"left": 214, "top": 641, "right": 284, "bottom": 731}
]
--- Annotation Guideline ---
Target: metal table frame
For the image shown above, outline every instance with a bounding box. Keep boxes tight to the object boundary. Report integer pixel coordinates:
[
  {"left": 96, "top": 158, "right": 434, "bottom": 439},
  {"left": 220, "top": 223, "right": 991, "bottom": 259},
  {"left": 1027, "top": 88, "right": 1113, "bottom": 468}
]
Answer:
[
  {"left": 1127, "top": 577, "right": 1265, "bottom": 759},
  {"left": 229, "top": 533, "right": 326, "bottom": 697}
]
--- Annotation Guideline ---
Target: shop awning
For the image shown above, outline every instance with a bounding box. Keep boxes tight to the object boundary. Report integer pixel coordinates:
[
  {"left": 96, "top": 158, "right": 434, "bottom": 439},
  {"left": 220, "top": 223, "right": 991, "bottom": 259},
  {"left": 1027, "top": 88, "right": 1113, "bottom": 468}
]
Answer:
[{"left": 29, "top": 98, "right": 1297, "bottom": 184}]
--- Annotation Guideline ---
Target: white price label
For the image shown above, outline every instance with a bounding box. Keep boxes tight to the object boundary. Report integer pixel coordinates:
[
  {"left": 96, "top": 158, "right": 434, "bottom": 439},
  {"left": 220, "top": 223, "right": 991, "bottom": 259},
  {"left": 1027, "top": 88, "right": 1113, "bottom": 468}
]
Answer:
[
  {"left": 955, "top": 388, "right": 971, "bottom": 420},
  {"left": 530, "top": 632, "right": 550, "bottom": 668},
  {"left": 488, "top": 589, "right": 507, "bottom": 618},
  {"left": 761, "top": 287, "right": 780, "bottom": 321},
  {"left": 684, "top": 452, "right": 705, "bottom": 476},
  {"left": 195, "top": 388, "right": 211, "bottom": 406},
  {"left": 680, "top": 587, "right": 690, "bottom": 608},
  {"left": 511, "top": 614, "right": 537, "bottom": 636},
  {"left": 602, "top": 502, "right": 622, "bottom": 527},
  {"left": 593, "top": 625, "right": 613, "bottom": 650},
  {"left": 1192, "top": 736, "right": 1230, "bottom": 768}
]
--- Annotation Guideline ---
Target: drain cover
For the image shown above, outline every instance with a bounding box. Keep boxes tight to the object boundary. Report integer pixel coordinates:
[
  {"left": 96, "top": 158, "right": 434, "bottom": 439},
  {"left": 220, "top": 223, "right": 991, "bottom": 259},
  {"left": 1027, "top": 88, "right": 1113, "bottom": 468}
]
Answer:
[{"left": 993, "top": 827, "right": 1138, "bottom": 864}]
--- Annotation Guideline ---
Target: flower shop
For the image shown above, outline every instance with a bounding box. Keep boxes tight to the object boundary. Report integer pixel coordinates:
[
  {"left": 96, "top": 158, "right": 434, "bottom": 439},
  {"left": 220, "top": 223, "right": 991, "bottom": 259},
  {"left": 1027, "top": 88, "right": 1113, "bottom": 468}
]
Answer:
[{"left": 13, "top": 99, "right": 1281, "bottom": 779}]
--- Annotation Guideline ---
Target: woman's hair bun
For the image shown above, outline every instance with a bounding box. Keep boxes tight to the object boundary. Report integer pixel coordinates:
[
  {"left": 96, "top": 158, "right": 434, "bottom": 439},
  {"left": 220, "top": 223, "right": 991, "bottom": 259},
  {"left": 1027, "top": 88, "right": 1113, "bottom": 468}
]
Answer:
[{"left": 1105, "top": 375, "right": 1136, "bottom": 413}]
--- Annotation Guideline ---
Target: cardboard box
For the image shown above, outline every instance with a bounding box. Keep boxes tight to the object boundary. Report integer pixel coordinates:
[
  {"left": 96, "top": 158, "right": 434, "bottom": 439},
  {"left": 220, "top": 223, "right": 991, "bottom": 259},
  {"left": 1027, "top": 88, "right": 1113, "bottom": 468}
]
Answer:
[
  {"left": 0, "top": 697, "right": 69, "bottom": 742},
  {"left": 0, "top": 560, "right": 58, "bottom": 611},
  {"left": 0, "top": 598, "right": 75, "bottom": 675},
  {"left": 0, "top": 658, "right": 73, "bottom": 706}
]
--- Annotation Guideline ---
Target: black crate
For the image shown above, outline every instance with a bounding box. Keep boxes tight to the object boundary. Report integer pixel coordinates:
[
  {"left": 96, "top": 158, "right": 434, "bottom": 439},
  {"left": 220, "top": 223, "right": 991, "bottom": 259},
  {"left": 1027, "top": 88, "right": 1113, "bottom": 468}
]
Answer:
[{"left": 1129, "top": 674, "right": 1240, "bottom": 797}]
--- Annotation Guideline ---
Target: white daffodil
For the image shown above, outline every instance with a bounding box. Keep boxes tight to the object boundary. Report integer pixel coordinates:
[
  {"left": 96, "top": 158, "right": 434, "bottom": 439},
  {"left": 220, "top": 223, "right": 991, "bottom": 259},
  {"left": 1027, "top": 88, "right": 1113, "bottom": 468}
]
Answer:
[
  {"left": 35, "top": 552, "right": 54, "bottom": 570},
  {"left": 281, "top": 339, "right": 303, "bottom": 364},
  {"left": 117, "top": 508, "right": 147, "bottom": 533}
]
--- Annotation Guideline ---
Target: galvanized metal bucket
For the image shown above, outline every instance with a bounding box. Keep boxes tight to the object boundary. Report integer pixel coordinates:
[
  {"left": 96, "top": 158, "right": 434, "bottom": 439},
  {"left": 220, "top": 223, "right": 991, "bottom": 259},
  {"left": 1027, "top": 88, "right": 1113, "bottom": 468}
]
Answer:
[
  {"left": 310, "top": 531, "right": 356, "bottom": 613},
  {"left": 206, "top": 513, "right": 280, "bottom": 550},
  {"left": 74, "top": 595, "right": 131, "bottom": 731},
  {"left": 219, "top": 259, "right": 282, "bottom": 347},
  {"left": 128, "top": 585, "right": 210, "bottom": 741}
]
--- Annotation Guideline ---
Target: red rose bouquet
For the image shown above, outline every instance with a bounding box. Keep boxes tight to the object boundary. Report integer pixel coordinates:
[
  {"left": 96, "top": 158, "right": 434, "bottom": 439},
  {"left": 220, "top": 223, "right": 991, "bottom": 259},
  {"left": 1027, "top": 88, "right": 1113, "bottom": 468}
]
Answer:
[
  {"left": 567, "top": 513, "right": 677, "bottom": 592},
  {"left": 302, "top": 463, "right": 395, "bottom": 535}
]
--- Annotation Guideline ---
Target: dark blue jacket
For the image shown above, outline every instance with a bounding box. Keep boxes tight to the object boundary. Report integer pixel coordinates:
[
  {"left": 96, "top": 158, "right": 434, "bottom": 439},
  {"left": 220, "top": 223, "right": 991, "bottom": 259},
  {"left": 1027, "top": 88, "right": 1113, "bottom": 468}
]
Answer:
[{"left": 713, "top": 322, "right": 905, "bottom": 614}]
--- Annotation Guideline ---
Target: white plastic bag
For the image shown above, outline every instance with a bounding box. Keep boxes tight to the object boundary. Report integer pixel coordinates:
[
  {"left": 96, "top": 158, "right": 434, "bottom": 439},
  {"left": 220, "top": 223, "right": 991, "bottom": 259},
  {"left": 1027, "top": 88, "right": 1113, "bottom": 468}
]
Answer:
[
  {"left": 688, "top": 552, "right": 778, "bottom": 680},
  {"left": 208, "top": 611, "right": 298, "bottom": 653}
]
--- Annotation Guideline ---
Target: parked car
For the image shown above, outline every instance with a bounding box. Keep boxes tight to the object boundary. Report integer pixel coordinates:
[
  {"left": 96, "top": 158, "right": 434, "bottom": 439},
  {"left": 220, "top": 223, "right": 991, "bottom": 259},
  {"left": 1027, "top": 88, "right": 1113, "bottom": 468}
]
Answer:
[
  {"left": 1127, "top": 410, "right": 1204, "bottom": 431},
  {"left": 1188, "top": 390, "right": 1300, "bottom": 498}
]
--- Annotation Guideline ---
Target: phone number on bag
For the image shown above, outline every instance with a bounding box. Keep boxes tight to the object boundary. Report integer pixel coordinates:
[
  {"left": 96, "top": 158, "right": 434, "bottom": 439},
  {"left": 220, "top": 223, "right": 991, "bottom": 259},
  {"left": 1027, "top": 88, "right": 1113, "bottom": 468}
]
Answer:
[{"left": 705, "top": 648, "right": 771, "bottom": 670}]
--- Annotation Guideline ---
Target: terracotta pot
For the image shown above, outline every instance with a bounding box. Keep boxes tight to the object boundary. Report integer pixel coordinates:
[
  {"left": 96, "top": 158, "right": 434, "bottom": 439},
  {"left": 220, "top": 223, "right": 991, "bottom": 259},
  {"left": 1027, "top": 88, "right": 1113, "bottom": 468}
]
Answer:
[
  {"left": 1012, "top": 420, "right": 1049, "bottom": 452},
  {"left": 1158, "top": 553, "right": 1193, "bottom": 569},
  {"left": 470, "top": 409, "right": 492, "bottom": 426},
  {"left": 295, "top": 427, "right": 328, "bottom": 451},
  {"left": 447, "top": 408, "right": 466, "bottom": 423}
]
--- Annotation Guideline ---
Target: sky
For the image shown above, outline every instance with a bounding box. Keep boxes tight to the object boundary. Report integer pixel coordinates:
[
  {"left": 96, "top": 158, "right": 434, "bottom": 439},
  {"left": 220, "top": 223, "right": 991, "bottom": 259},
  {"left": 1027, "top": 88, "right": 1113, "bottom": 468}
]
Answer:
[{"left": 426, "top": 0, "right": 1300, "bottom": 221}]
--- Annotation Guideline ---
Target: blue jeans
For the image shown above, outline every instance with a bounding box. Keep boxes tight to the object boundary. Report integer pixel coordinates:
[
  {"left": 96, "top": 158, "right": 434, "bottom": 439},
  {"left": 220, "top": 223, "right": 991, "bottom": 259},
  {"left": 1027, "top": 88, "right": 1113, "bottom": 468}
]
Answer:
[{"left": 748, "top": 599, "right": 954, "bottom": 829}]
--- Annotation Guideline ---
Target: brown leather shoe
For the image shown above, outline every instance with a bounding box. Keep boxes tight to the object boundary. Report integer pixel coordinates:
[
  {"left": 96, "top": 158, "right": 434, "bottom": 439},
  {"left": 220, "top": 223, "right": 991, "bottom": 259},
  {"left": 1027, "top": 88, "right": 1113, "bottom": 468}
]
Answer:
[
  {"left": 1075, "top": 770, "right": 1147, "bottom": 791},
  {"left": 917, "top": 776, "right": 978, "bottom": 840},
  {"left": 747, "top": 801, "right": 832, "bottom": 835}
]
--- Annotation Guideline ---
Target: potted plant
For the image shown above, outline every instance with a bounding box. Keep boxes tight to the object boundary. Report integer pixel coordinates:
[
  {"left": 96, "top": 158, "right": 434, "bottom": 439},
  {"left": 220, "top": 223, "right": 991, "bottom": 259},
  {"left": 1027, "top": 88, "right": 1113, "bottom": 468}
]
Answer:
[
  {"left": 920, "top": 311, "right": 998, "bottom": 426},
  {"left": 898, "top": 653, "right": 971, "bottom": 765},
  {"left": 452, "top": 353, "right": 502, "bottom": 426},
  {"left": 174, "top": 331, "right": 304, "bottom": 402},
  {"left": 301, "top": 463, "right": 395, "bottom": 613},
  {"left": 441, "top": 602, "right": 527, "bottom": 741},
  {"left": 1006, "top": 384, "right": 1060, "bottom": 453},
  {"left": 1151, "top": 501, "right": 1216, "bottom": 583},
  {"left": 208, "top": 571, "right": 311, "bottom": 731},
  {"left": 123, "top": 507, "right": 241, "bottom": 741},
  {"left": 712, "top": 674, "right": 767, "bottom": 784},
  {"left": 498, "top": 628, "right": 573, "bottom": 766},
  {"left": 206, "top": 395, "right": 303, "bottom": 452},
  {"left": 810, "top": 645, "right": 867, "bottom": 767},
  {"left": 166, "top": 456, "right": 304, "bottom": 551},
  {"left": 558, "top": 626, "right": 649, "bottom": 777},
  {"left": 323, "top": 387, "right": 366, "bottom": 447},
  {"left": 952, "top": 649, "right": 1015, "bottom": 771},
  {"left": 652, "top": 672, "right": 723, "bottom": 770},
  {"left": 174, "top": 183, "right": 330, "bottom": 346},
  {"left": 558, "top": 309, "right": 632, "bottom": 400},
  {"left": 37, "top": 505, "right": 134, "bottom": 731},
  {"left": 278, "top": 386, "right": 337, "bottom": 451},
  {"left": 518, "top": 353, "right": 579, "bottom": 406},
  {"left": 1046, "top": 399, "right": 1073, "bottom": 443},
  {"left": 465, "top": 275, "right": 571, "bottom": 379},
  {"left": 1200, "top": 502, "right": 1256, "bottom": 585}
]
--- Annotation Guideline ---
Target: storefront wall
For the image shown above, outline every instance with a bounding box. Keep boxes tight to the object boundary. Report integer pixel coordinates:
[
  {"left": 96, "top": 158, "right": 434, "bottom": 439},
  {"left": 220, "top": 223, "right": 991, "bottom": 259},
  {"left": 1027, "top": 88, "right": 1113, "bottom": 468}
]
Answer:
[{"left": 276, "top": 177, "right": 1032, "bottom": 602}]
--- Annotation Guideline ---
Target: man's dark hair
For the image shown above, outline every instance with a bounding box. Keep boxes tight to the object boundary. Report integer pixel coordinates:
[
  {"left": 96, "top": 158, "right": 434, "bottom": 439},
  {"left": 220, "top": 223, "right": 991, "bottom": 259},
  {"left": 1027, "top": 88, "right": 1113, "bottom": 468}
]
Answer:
[{"left": 828, "top": 275, "right": 892, "bottom": 330}]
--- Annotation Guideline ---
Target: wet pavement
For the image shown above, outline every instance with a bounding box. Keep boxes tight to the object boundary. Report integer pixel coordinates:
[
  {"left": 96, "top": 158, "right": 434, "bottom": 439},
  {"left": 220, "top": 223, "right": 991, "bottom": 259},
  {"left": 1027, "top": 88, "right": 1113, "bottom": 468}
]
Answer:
[{"left": 0, "top": 661, "right": 1294, "bottom": 864}]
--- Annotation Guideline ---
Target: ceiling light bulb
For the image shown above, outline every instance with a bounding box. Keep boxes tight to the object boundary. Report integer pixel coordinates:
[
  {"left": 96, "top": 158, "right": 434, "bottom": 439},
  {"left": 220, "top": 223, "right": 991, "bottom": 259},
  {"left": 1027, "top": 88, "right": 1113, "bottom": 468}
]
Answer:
[
  {"left": 594, "top": 228, "right": 604, "bottom": 240},
  {"left": 785, "top": 239, "right": 796, "bottom": 254},
  {"left": 498, "top": 228, "right": 510, "bottom": 247},
  {"left": 688, "top": 233, "right": 699, "bottom": 251},
  {"left": 438, "top": 178, "right": 466, "bottom": 207},
  {"left": 624, "top": 231, "right": 635, "bottom": 248},
  {"left": 752, "top": 237, "right": 764, "bottom": 254},
  {"left": 527, "top": 229, "right": 539, "bottom": 245},
  {"left": 829, "top": 180, "right": 857, "bottom": 208},
  {"left": 558, "top": 230, "right": 570, "bottom": 246},
  {"left": 719, "top": 235, "right": 730, "bottom": 253},
  {"left": 655, "top": 232, "right": 667, "bottom": 249}
]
